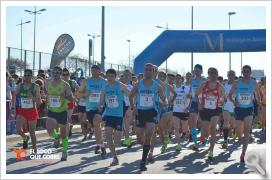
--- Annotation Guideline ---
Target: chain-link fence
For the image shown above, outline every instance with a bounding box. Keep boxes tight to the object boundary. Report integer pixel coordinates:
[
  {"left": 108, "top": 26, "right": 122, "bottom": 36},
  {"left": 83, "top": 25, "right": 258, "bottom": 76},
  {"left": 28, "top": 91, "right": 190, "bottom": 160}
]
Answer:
[{"left": 6, "top": 47, "right": 130, "bottom": 76}]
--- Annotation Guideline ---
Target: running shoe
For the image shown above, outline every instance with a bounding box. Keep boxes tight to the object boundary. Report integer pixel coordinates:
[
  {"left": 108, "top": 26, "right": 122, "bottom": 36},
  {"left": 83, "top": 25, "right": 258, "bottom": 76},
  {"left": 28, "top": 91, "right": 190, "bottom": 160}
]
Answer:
[
  {"left": 61, "top": 151, "right": 68, "bottom": 161},
  {"left": 22, "top": 136, "right": 30, "bottom": 149},
  {"left": 222, "top": 141, "right": 228, "bottom": 149},
  {"left": 175, "top": 144, "right": 182, "bottom": 152},
  {"left": 110, "top": 158, "right": 119, "bottom": 166},
  {"left": 95, "top": 145, "right": 101, "bottom": 154},
  {"left": 208, "top": 151, "right": 213, "bottom": 160}
]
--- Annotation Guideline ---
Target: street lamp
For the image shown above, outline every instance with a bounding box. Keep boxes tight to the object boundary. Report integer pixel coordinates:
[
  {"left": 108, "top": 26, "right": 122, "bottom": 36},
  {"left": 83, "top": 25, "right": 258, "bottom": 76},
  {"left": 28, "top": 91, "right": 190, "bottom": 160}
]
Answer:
[
  {"left": 127, "top": 40, "right": 131, "bottom": 70},
  {"left": 25, "top": 6, "right": 46, "bottom": 73},
  {"left": 87, "top": 34, "right": 100, "bottom": 76},
  {"left": 228, "top": 11, "right": 236, "bottom": 71},
  {"left": 156, "top": 24, "right": 169, "bottom": 72},
  {"left": 16, "top": 19, "right": 31, "bottom": 66}
]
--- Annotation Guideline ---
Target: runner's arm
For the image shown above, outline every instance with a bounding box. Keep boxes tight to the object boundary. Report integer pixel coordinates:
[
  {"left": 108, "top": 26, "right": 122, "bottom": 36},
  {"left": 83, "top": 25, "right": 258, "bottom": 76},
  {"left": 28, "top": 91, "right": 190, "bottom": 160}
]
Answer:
[
  {"left": 169, "top": 84, "right": 177, "bottom": 106},
  {"left": 64, "top": 82, "right": 74, "bottom": 102},
  {"left": 34, "top": 84, "right": 42, "bottom": 107},
  {"left": 254, "top": 81, "right": 261, "bottom": 105},
  {"left": 76, "top": 79, "right": 88, "bottom": 98},
  {"left": 120, "top": 82, "right": 130, "bottom": 97},
  {"left": 99, "top": 89, "right": 105, "bottom": 112},
  {"left": 158, "top": 84, "right": 167, "bottom": 106},
  {"left": 129, "top": 82, "right": 138, "bottom": 110},
  {"left": 228, "top": 81, "right": 238, "bottom": 105}
]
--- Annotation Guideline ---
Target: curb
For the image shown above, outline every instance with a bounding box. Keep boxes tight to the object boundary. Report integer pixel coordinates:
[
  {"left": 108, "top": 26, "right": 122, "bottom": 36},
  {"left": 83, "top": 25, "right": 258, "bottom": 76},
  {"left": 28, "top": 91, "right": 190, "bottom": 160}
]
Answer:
[{"left": 6, "top": 125, "right": 82, "bottom": 143}]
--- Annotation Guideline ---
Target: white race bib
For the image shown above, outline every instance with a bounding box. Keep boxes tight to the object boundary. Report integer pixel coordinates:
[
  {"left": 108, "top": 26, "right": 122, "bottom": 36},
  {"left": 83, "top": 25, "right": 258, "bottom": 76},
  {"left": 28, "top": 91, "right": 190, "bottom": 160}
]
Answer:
[
  {"left": 174, "top": 95, "right": 185, "bottom": 109},
  {"left": 204, "top": 95, "right": 217, "bottom": 109},
  {"left": 49, "top": 96, "right": 61, "bottom": 108},
  {"left": 89, "top": 93, "right": 101, "bottom": 103},
  {"left": 106, "top": 95, "right": 119, "bottom": 108},
  {"left": 238, "top": 93, "right": 251, "bottom": 106},
  {"left": 140, "top": 93, "right": 154, "bottom": 107},
  {"left": 124, "top": 95, "right": 130, "bottom": 106},
  {"left": 21, "top": 98, "right": 34, "bottom": 109}
]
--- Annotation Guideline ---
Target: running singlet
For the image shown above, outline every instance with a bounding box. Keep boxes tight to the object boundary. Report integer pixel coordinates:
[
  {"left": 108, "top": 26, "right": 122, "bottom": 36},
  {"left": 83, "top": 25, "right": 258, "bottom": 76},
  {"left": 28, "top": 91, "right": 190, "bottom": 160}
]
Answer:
[
  {"left": 86, "top": 77, "right": 106, "bottom": 111},
  {"left": 136, "top": 80, "right": 158, "bottom": 110},
  {"left": 201, "top": 81, "right": 220, "bottom": 110},
  {"left": 235, "top": 79, "right": 255, "bottom": 108},
  {"left": 78, "top": 87, "right": 87, "bottom": 106},
  {"left": 47, "top": 80, "right": 68, "bottom": 112},
  {"left": 173, "top": 84, "right": 190, "bottom": 113},
  {"left": 19, "top": 83, "right": 36, "bottom": 109},
  {"left": 223, "top": 82, "right": 235, "bottom": 112},
  {"left": 124, "top": 83, "right": 133, "bottom": 106},
  {"left": 191, "top": 77, "right": 206, "bottom": 102},
  {"left": 103, "top": 82, "right": 124, "bottom": 117}
]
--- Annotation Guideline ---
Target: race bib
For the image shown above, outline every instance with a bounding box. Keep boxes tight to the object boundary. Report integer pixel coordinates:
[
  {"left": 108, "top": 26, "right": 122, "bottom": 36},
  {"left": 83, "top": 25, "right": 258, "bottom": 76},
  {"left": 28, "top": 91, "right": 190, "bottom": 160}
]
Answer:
[
  {"left": 49, "top": 96, "right": 61, "bottom": 108},
  {"left": 106, "top": 95, "right": 118, "bottom": 108},
  {"left": 89, "top": 93, "right": 101, "bottom": 103},
  {"left": 78, "top": 98, "right": 87, "bottom": 106},
  {"left": 192, "top": 86, "right": 198, "bottom": 97},
  {"left": 204, "top": 95, "right": 217, "bottom": 109},
  {"left": 124, "top": 95, "right": 130, "bottom": 106},
  {"left": 174, "top": 95, "right": 185, "bottom": 109},
  {"left": 21, "top": 98, "right": 34, "bottom": 109},
  {"left": 238, "top": 93, "right": 251, "bottom": 105},
  {"left": 140, "top": 93, "right": 154, "bottom": 107}
]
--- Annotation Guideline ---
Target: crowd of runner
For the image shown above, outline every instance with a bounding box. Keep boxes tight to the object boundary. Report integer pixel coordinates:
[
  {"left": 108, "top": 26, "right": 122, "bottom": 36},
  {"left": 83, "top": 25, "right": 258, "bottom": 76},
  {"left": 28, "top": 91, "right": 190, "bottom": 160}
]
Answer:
[{"left": 6, "top": 63, "right": 266, "bottom": 171}]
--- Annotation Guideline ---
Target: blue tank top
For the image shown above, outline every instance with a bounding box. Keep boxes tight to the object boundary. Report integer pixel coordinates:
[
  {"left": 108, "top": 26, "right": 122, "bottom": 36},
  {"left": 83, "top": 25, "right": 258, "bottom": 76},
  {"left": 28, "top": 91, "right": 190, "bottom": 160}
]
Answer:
[
  {"left": 235, "top": 79, "right": 255, "bottom": 108},
  {"left": 103, "top": 82, "right": 124, "bottom": 117},
  {"left": 86, "top": 77, "right": 106, "bottom": 111},
  {"left": 191, "top": 77, "right": 206, "bottom": 102},
  {"left": 136, "top": 80, "right": 158, "bottom": 110}
]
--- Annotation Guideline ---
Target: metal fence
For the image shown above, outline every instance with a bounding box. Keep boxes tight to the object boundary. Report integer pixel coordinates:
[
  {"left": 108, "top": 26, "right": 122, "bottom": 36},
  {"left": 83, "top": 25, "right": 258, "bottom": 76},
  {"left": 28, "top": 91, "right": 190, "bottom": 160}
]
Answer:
[{"left": 6, "top": 47, "right": 130, "bottom": 76}]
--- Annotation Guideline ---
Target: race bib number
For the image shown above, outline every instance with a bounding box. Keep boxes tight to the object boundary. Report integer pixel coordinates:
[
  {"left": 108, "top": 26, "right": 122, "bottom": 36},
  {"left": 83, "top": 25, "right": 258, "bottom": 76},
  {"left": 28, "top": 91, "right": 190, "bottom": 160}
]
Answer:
[
  {"left": 140, "top": 93, "right": 154, "bottom": 107},
  {"left": 49, "top": 96, "right": 61, "bottom": 108},
  {"left": 238, "top": 93, "right": 251, "bottom": 105},
  {"left": 106, "top": 95, "right": 118, "bottom": 108},
  {"left": 124, "top": 95, "right": 130, "bottom": 106},
  {"left": 21, "top": 98, "right": 34, "bottom": 109},
  {"left": 89, "top": 93, "right": 101, "bottom": 103},
  {"left": 204, "top": 95, "right": 217, "bottom": 109},
  {"left": 174, "top": 95, "right": 185, "bottom": 109}
]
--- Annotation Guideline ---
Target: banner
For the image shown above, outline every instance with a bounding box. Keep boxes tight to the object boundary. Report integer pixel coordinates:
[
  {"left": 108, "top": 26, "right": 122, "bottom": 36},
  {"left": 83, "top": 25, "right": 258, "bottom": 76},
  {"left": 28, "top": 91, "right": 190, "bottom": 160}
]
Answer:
[{"left": 50, "top": 34, "right": 75, "bottom": 69}]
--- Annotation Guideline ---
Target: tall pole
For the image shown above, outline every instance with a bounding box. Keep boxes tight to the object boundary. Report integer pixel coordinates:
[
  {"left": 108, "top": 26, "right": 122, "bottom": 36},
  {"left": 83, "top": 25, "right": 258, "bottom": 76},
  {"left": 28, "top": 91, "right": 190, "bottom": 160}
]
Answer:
[
  {"left": 25, "top": 7, "right": 46, "bottom": 73},
  {"left": 241, "top": 52, "right": 243, "bottom": 76},
  {"left": 127, "top": 40, "right": 131, "bottom": 69},
  {"left": 191, "top": 6, "right": 194, "bottom": 73},
  {"left": 93, "top": 36, "right": 95, "bottom": 65},
  {"left": 228, "top": 12, "right": 236, "bottom": 71},
  {"left": 101, "top": 6, "right": 105, "bottom": 72},
  {"left": 33, "top": 6, "right": 36, "bottom": 73},
  {"left": 20, "top": 19, "right": 23, "bottom": 61}
]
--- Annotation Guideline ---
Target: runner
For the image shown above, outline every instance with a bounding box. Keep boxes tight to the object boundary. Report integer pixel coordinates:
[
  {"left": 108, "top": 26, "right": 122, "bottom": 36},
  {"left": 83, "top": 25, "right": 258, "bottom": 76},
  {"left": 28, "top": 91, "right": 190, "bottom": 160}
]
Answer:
[
  {"left": 76, "top": 77, "right": 90, "bottom": 142},
  {"left": 99, "top": 68, "right": 130, "bottom": 166},
  {"left": 76, "top": 65, "right": 106, "bottom": 157},
  {"left": 45, "top": 66, "right": 74, "bottom": 161},
  {"left": 157, "top": 71, "right": 176, "bottom": 153},
  {"left": 121, "top": 70, "right": 134, "bottom": 148},
  {"left": 12, "top": 69, "right": 42, "bottom": 152},
  {"left": 228, "top": 65, "right": 261, "bottom": 163},
  {"left": 259, "top": 77, "right": 266, "bottom": 132},
  {"left": 196, "top": 67, "right": 226, "bottom": 160},
  {"left": 172, "top": 74, "right": 191, "bottom": 151},
  {"left": 189, "top": 64, "right": 206, "bottom": 150},
  {"left": 222, "top": 70, "right": 236, "bottom": 149},
  {"left": 129, "top": 63, "right": 166, "bottom": 171},
  {"left": 61, "top": 68, "right": 79, "bottom": 137}
]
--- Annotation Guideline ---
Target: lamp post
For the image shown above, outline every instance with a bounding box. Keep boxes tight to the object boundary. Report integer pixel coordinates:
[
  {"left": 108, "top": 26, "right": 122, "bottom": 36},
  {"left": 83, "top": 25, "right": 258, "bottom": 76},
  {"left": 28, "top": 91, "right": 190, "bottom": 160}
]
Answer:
[
  {"left": 155, "top": 24, "right": 169, "bottom": 72},
  {"left": 127, "top": 40, "right": 131, "bottom": 70},
  {"left": 228, "top": 11, "right": 236, "bottom": 71},
  {"left": 16, "top": 19, "right": 31, "bottom": 64},
  {"left": 25, "top": 6, "right": 46, "bottom": 73},
  {"left": 87, "top": 34, "right": 100, "bottom": 76},
  {"left": 191, "top": 6, "right": 194, "bottom": 73}
]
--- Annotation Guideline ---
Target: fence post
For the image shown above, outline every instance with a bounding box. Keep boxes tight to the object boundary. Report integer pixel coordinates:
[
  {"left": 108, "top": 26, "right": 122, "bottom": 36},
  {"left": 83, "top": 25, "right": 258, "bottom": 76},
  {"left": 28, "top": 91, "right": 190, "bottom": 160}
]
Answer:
[
  {"left": 24, "top": 50, "right": 27, "bottom": 69},
  {"left": 7, "top": 47, "right": 10, "bottom": 72},
  {"left": 39, "top": 52, "right": 41, "bottom": 71}
]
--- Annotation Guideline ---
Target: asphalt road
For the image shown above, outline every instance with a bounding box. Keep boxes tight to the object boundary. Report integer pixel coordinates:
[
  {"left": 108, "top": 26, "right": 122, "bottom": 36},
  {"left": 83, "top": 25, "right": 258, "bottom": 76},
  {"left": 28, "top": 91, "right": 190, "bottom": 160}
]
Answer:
[{"left": 6, "top": 128, "right": 266, "bottom": 174}]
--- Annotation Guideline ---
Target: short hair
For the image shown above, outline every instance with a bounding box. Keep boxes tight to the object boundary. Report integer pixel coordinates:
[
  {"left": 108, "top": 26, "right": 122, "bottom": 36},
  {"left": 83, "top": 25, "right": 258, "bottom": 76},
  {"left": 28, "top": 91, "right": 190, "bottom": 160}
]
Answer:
[
  {"left": 62, "top": 68, "right": 70, "bottom": 74},
  {"left": 176, "top": 74, "right": 182, "bottom": 78},
  {"left": 217, "top": 76, "right": 223, "bottom": 81},
  {"left": 167, "top": 73, "right": 175, "bottom": 77},
  {"left": 12, "top": 74, "right": 19, "bottom": 79},
  {"left": 242, "top": 65, "right": 251, "bottom": 72},
  {"left": 53, "top": 66, "right": 62, "bottom": 71},
  {"left": 106, "top": 69, "right": 117, "bottom": 77},
  {"left": 24, "top": 69, "right": 33, "bottom": 75},
  {"left": 38, "top": 69, "right": 45, "bottom": 74},
  {"left": 123, "top": 69, "right": 131, "bottom": 74}
]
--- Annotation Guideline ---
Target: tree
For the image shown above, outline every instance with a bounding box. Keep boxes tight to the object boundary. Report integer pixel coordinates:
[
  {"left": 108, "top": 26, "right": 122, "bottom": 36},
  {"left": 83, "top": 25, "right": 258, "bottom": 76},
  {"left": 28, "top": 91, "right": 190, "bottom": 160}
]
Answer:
[{"left": 6, "top": 57, "right": 28, "bottom": 75}]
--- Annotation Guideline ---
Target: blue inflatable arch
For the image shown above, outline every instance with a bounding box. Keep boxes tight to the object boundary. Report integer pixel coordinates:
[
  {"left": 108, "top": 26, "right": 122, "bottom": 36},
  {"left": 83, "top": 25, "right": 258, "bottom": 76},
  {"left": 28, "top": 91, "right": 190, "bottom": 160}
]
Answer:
[{"left": 133, "top": 29, "right": 266, "bottom": 74}]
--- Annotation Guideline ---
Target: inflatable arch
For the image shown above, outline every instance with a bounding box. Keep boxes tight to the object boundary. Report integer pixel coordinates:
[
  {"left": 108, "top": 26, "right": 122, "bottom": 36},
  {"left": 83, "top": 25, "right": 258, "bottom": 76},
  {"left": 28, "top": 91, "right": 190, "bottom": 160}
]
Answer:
[{"left": 133, "top": 29, "right": 266, "bottom": 74}]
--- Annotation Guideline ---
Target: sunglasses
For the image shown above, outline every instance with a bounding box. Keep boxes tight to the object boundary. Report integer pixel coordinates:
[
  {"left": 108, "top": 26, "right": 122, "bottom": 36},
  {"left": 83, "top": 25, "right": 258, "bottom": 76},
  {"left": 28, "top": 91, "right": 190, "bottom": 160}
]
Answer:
[{"left": 24, "top": 74, "right": 32, "bottom": 77}]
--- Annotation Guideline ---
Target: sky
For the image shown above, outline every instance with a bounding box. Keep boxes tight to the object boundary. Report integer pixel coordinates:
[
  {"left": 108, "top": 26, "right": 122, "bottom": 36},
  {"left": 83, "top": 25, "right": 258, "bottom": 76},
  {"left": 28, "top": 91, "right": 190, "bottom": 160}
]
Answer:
[{"left": 5, "top": 4, "right": 267, "bottom": 78}]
